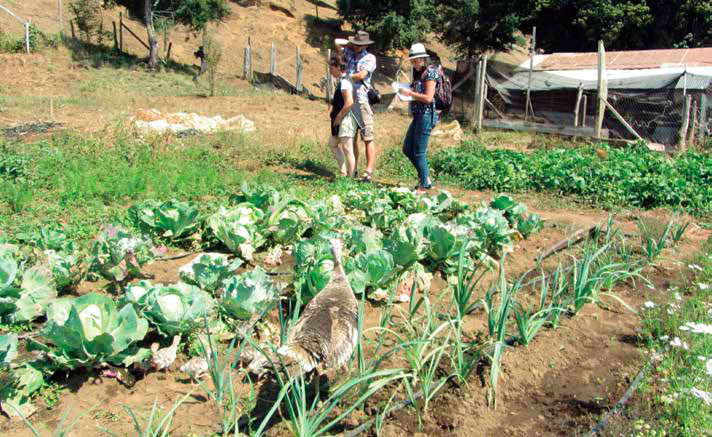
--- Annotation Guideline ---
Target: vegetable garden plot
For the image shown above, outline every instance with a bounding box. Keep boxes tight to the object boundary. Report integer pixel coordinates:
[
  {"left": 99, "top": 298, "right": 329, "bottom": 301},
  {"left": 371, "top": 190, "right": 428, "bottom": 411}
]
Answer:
[{"left": 0, "top": 184, "right": 694, "bottom": 436}]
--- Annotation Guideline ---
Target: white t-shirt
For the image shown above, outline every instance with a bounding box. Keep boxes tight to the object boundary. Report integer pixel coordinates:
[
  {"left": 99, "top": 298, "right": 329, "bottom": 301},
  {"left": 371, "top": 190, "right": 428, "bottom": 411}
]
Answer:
[{"left": 340, "top": 76, "right": 353, "bottom": 93}]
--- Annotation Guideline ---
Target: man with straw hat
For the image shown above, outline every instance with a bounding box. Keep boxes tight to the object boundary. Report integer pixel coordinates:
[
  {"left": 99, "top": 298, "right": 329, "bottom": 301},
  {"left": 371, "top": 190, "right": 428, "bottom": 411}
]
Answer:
[{"left": 337, "top": 31, "right": 378, "bottom": 182}]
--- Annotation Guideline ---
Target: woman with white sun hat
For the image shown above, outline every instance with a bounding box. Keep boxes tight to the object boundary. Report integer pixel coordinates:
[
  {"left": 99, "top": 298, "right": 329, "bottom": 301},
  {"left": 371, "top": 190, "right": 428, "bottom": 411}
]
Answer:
[{"left": 398, "top": 42, "right": 439, "bottom": 193}]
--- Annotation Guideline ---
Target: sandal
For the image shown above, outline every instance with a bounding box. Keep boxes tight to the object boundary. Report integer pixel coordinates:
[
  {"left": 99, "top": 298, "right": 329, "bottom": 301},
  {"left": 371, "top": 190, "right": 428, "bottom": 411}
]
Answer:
[{"left": 360, "top": 171, "right": 373, "bottom": 182}]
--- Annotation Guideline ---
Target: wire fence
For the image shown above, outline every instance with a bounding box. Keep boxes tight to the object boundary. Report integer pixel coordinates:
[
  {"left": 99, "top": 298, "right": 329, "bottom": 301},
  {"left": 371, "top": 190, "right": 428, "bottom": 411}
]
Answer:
[{"left": 445, "top": 46, "right": 712, "bottom": 149}]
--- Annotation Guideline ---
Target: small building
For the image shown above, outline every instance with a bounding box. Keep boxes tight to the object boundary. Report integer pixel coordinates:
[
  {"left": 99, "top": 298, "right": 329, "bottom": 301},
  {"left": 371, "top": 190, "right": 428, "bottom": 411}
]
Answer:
[{"left": 487, "top": 47, "right": 712, "bottom": 144}]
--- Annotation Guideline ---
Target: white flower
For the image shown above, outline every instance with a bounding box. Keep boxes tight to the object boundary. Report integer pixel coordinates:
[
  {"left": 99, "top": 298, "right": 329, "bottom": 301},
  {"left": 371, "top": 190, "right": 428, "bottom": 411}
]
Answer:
[
  {"left": 674, "top": 292, "right": 682, "bottom": 301},
  {"left": 660, "top": 335, "right": 669, "bottom": 341},
  {"left": 690, "top": 388, "right": 712, "bottom": 405},
  {"left": 706, "top": 359, "right": 712, "bottom": 376},
  {"left": 643, "top": 301, "right": 656, "bottom": 309},
  {"left": 670, "top": 337, "right": 683, "bottom": 347},
  {"left": 699, "top": 283, "right": 710, "bottom": 290},
  {"left": 689, "top": 264, "right": 703, "bottom": 272},
  {"left": 680, "top": 322, "right": 712, "bottom": 335}
]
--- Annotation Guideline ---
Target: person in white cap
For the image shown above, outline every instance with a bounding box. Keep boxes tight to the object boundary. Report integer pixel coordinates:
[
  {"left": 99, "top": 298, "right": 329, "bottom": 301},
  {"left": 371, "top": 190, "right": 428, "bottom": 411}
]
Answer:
[{"left": 398, "top": 43, "right": 438, "bottom": 193}]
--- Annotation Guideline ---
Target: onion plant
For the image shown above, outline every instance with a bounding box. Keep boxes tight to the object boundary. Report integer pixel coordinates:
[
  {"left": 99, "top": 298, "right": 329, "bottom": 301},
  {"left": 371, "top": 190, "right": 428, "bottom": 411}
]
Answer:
[
  {"left": 273, "top": 368, "right": 406, "bottom": 437},
  {"left": 446, "top": 317, "right": 479, "bottom": 385},
  {"left": 636, "top": 218, "right": 672, "bottom": 263},
  {"left": 484, "top": 258, "right": 514, "bottom": 409},
  {"left": 113, "top": 393, "right": 192, "bottom": 437},
  {"left": 451, "top": 240, "right": 489, "bottom": 318}
]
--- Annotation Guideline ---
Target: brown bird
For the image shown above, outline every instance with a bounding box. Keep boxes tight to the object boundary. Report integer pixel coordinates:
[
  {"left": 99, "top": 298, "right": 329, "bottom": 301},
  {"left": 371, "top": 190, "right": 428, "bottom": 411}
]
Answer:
[{"left": 247, "top": 239, "right": 358, "bottom": 382}]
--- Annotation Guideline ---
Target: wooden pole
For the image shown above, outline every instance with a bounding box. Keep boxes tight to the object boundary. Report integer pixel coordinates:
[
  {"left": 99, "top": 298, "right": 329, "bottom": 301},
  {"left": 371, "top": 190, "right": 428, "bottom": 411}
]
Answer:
[
  {"left": 581, "top": 95, "right": 588, "bottom": 127},
  {"left": 270, "top": 42, "right": 276, "bottom": 76},
  {"left": 574, "top": 83, "right": 583, "bottom": 127},
  {"left": 603, "top": 100, "right": 644, "bottom": 141},
  {"left": 119, "top": 12, "right": 123, "bottom": 52},
  {"left": 698, "top": 95, "right": 707, "bottom": 139},
  {"left": 112, "top": 21, "right": 119, "bottom": 51},
  {"left": 121, "top": 22, "right": 150, "bottom": 51},
  {"left": 326, "top": 48, "right": 332, "bottom": 107},
  {"left": 477, "top": 56, "right": 488, "bottom": 132},
  {"left": 679, "top": 94, "right": 692, "bottom": 151},
  {"left": 525, "top": 27, "right": 536, "bottom": 121},
  {"left": 166, "top": 41, "right": 172, "bottom": 60},
  {"left": 58, "top": 0, "right": 63, "bottom": 33},
  {"left": 25, "top": 20, "right": 30, "bottom": 54},
  {"left": 595, "top": 40, "right": 607, "bottom": 139},
  {"left": 472, "top": 59, "right": 483, "bottom": 129},
  {"left": 296, "top": 45, "right": 302, "bottom": 92},
  {"left": 70, "top": 19, "right": 75, "bottom": 39},
  {"left": 690, "top": 101, "right": 698, "bottom": 146}
]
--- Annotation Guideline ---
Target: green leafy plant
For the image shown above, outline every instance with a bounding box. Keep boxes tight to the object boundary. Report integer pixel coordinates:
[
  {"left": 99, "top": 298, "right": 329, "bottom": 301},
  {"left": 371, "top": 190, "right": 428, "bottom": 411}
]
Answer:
[
  {"left": 36, "top": 293, "right": 149, "bottom": 369},
  {"left": 137, "top": 282, "right": 215, "bottom": 336},
  {"left": 179, "top": 253, "right": 242, "bottom": 293},
  {"left": 207, "top": 204, "right": 266, "bottom": 261},
  {"left": 220, "top": 267, "right": 279, "bottom": 320},
  {"left": 129, "top": 199, "right": 200, "bottom": 241},
  {"left": 0, "top": 264, "right": 58, "bottom": 324},
  {"left": 88, "top": 225, "right": 163, "bottom": 282}
]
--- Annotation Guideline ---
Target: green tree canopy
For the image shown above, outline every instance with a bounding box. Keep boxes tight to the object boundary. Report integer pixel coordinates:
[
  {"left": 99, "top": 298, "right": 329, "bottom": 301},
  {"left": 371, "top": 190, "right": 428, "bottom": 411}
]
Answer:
[{"left": 527, "top": 0, "right": 712, "bottom": 52}]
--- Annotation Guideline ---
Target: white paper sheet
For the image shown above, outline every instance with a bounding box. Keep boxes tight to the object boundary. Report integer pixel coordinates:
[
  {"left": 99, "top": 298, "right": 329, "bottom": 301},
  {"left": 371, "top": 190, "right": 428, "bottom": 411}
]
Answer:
[{"left": 392, "top": 82, "right": 413, "bottom": 101}]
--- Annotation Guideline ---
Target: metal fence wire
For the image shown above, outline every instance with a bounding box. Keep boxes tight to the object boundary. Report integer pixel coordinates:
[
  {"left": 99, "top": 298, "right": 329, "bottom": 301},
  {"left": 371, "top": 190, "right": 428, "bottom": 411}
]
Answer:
[{"left": 457, "top": 57, "right": 712, "bottom": 147}]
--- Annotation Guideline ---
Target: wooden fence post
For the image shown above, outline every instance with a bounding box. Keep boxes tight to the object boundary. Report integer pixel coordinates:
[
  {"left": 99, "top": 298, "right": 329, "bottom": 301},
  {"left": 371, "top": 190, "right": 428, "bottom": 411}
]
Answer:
[
  {"left": 472, "top": 59, "right": 483, "bottom": 129},
  {"left": 326, "top": 48, "right": 332, "bottom": 107},
  {"left": 58, "top": 0, "right": 63, "bottom": 33},
  {"left": 690, "top": 101, "right": 698, "bottom": 146},
  {"left": 296, "top": 45, "right": 302, "bottom": 92},
  {"left": 112, "top": 21, "right": 119, "bottom": 51},
  {"left": 698, "top": 95, "right": 707, "bottom": 140},
  {"left": 477, "top": 56, "right": 488, "bottom": 132},
  {"left": 25, "top": 20, "right": 30, "bottom": 54},
  {"left": 679, "top": 94, "right": 692, "bottom": 151},
  {"left": 269, "top": 42, "right": 276, "bottom": 76},
  {"left": 525, "top": 26, "right": 536, "bottom": 121},
  {"left": 581, "top": 95, "right": 588, "bottom": 127},
  {"left": 70, "top": 19, "right": 75, "bottom": 39},
  {"left": 574, "top": 83, "right": 583, "bottom": 127},
  {"left": 119, "top": 12, "right": 123, "bottom": 52},
  {"left": 595, "top": 40, "right": 607, "bottom": 139}
]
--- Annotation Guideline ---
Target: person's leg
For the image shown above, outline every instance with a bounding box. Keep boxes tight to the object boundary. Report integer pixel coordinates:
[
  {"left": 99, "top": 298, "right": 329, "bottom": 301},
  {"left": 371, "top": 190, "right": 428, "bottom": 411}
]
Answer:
[
  {"left": 413, "top": 113, "right": 436, "bottom": 189},
  {"left": 328, "top": 135, "right": 347, "bottom": 176},
  {"left": 402, "top": 119, "right": 417, "bottom": 167},
  {"left": 352, "top": 133, "right": 360, "bottom": 173},
  {"left": 359, "top": 101, "right": 376, "bottom": 179},
  {"left": 340, "top": 137, "right": 356, "bottom": 177}
]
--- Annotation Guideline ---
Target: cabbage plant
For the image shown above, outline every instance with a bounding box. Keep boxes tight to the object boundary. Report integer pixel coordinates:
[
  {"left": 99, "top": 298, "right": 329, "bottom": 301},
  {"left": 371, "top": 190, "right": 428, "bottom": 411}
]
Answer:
[
  {"left": 207, "top": 204, "right": 266, "bottom": 261},
  {"left": 0, "top": 334, "right": 17, "bottom": 367},
  {"left": 138, "top": 282, "right": 215, "bottom": 336},
  {"left": 43, "top": 249, "right": 83, "bottom": 289},
  {"left": 0, "top": 263, "right": 58, "bottom": 324},
  {"left": 266, "top": 199, "right": 313, "bottom": 245},
  {"left": 88, "top": 225, "right": 163, "bottom": 282},
  {"left": 345, "top": 250, "right": 397, "bottom": 296},
  {"left": 221, "top": 267, "right": 279, "bottom": 320},
  {"left": 179, "top": 253, "right": 242, "bottom": 293},
  {"left": 39, "top": 293, "right": 149, "bottom": 369},
  {"left": 129, "top": 199, "right": 200, "bottom": 241}
]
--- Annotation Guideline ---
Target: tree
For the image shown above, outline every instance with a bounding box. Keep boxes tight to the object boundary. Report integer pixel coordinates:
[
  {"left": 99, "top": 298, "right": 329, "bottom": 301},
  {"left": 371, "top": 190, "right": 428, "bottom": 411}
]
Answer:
[
  {"left": 202, "top": 30, "right": 222, "bottom": 97},
  {"left": 527, "top": 0, "right": 712, "bottom": 52},
  {"left": 103, "top": 0, "right": 230, "bottom": 68},
  {"left": 336, "top": 0, "right": 436, "bottom": 51},
  {"left": 436, "top": 0, "right": 534, "bottom": 60}
]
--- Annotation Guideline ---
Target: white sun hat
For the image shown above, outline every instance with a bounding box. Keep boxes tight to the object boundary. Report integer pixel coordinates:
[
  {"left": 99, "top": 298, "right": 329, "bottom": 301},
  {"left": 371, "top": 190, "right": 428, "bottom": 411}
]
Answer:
[{"left": 408, "top": 43, "right": 428, "bottom": 59}]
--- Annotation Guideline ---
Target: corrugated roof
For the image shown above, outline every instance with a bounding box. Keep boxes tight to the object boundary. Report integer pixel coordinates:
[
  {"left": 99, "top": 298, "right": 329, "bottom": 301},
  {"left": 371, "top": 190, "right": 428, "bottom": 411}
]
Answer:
[{"left": 535, "top": 47, "right": 712, "bottom": 71}]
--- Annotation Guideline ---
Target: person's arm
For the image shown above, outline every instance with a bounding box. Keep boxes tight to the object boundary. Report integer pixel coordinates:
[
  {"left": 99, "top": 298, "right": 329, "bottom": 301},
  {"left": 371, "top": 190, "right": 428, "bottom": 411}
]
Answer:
[
  {"left": 333, "top": 86, "right": 354, "bottom": 126},
  {"left": 350, "top": 54, "right": 376, "bottom": 83},
  {"left": 400, "top": 79, "right": 435, "bottom": 103}
]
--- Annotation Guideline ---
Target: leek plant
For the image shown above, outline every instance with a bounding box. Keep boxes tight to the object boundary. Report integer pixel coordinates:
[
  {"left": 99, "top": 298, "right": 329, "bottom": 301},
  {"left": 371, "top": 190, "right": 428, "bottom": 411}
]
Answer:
[
  {"left": 113, "top": 393, "right": 192, "bottom": 437},
  {"left": 273, "top": 368, "right": 406, "bottom": 437},
  {"left": 447, "top": 317, "right": 479, "bottom": 385},
  {"left": 637, "top": 219, "right": 672, "bottom": 263},
  {"left": 484, "top": 258, "right": 514, "bottom": 409},
  {"left": 670, "top": 219, "right": 690, "bottom": 243},
  {"left": 451, "top": 240, "right": 489, "bottom": 318},
  {"left": 16, "top": 404, "right": 98, "bottom": 437}
]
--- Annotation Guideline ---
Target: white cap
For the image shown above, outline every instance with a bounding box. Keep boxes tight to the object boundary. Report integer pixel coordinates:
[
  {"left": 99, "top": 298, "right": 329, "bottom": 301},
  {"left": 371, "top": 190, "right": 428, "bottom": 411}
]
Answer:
[{"left": 408, "top": 43, "right": 428, "bottom": 59}]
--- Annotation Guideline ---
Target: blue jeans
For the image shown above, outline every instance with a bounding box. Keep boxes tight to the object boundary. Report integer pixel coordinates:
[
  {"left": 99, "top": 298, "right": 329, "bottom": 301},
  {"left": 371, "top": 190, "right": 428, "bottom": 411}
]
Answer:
[{"left": 402, "top": 111, "right": 437, "bottom": 188}]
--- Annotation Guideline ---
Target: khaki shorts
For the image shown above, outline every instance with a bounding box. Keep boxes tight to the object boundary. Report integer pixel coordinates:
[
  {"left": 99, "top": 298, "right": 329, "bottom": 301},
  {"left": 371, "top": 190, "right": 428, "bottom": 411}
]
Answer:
[
  {"left": 338, "top": 112, "right": 358, "bottom": 138},
  {"left": 358, "top": 99, "right": 375, "bottom": 142}
]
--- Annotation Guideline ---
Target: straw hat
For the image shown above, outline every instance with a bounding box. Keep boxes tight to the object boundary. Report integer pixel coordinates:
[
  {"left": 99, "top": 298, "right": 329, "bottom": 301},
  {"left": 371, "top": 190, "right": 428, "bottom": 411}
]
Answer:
[{"left": 408, "top": 43, "right": 428, "bottom": 59}]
